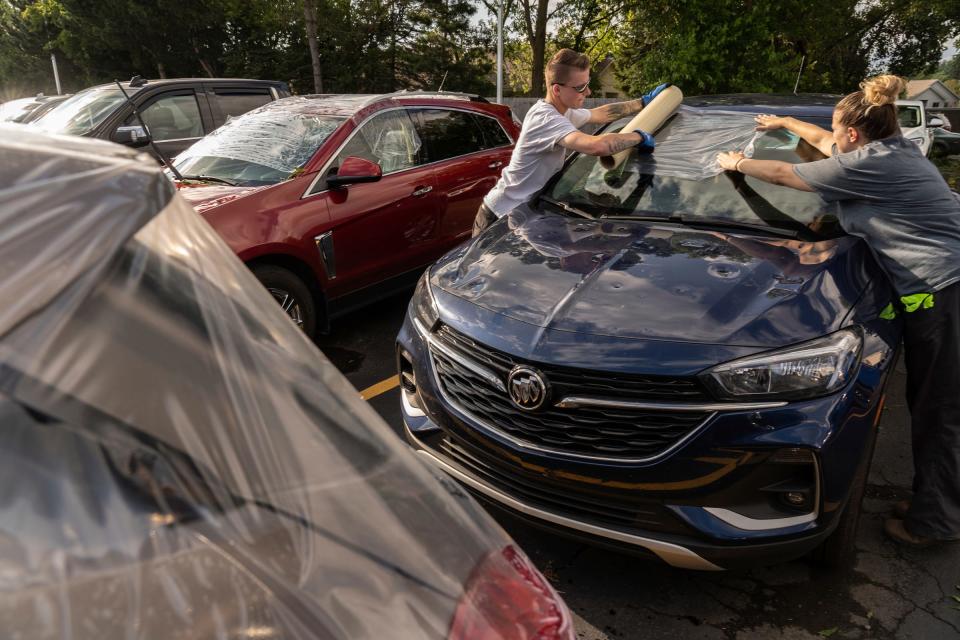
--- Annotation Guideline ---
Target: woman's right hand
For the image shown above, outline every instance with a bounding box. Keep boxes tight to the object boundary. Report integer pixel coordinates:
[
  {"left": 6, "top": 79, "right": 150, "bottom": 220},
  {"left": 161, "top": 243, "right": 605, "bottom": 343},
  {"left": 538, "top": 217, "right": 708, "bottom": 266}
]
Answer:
[{"left": 755, "top": 114, "right": 787, "bottom": 131}]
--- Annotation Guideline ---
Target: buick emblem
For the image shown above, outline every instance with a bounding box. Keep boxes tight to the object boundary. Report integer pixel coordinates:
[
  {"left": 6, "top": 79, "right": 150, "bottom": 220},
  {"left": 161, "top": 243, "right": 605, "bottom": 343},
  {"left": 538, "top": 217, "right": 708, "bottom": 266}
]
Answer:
[{"left": 507, "top": 366, "right": 549, "bottom": 411}]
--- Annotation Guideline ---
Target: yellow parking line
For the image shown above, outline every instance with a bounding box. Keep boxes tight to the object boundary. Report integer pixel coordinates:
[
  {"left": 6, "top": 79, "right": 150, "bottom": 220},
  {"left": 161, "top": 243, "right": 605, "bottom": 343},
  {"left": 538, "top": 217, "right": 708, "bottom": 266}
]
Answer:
[{"left": 359, "top": 375, "right": 400, "bottom": 400}]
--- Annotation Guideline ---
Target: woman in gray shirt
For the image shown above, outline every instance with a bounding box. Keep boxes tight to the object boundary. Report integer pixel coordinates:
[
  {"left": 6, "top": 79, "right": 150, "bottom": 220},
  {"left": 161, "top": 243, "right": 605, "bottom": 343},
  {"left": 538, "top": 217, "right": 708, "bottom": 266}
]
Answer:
[{"left": 717, "top": 75, "right": 960, "bottom": 548}]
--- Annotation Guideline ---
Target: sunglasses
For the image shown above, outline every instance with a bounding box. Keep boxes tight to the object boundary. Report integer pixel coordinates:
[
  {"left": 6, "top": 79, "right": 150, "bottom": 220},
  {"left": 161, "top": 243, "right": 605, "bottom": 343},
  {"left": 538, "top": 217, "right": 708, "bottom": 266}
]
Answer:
[{"left": 555, "top": 81, "right": 590, "bottom": 94}]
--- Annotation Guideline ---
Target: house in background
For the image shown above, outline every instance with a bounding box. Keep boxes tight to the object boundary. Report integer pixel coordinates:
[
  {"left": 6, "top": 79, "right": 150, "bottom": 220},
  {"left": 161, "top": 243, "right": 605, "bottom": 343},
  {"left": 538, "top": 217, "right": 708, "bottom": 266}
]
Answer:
[
  {"left": 593, "top": 55, "right": 626, "bottom": 99},
  {"left": 906, "top": 79, "right": 960, "bottom": 108}
]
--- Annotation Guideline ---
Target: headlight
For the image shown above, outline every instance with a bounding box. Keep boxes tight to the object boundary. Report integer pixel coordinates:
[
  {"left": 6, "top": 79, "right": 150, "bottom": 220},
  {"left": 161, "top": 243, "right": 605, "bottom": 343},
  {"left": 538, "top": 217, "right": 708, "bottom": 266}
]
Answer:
[
  {"left": 702, "top": 329, "right": 862, "bottom": 400},
  {"left": 412, "top": 270, "right": 440, "bottom": 329},
  {"left": 908, "top": 137, "right": 924, "bottom": 146}
]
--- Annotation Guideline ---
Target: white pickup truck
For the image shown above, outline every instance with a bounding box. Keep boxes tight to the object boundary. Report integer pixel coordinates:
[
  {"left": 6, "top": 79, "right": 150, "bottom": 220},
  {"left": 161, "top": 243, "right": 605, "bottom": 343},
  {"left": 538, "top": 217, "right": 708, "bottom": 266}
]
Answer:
[{"left": 897, "top": 99, "right": 931, "bottom": 156}]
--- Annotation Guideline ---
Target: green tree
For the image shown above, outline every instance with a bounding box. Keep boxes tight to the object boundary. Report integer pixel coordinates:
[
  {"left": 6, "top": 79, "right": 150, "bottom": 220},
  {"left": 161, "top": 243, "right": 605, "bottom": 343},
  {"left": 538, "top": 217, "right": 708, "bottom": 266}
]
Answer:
[{"left": 613, "top": 0, "right": 960, "bottom": 96}]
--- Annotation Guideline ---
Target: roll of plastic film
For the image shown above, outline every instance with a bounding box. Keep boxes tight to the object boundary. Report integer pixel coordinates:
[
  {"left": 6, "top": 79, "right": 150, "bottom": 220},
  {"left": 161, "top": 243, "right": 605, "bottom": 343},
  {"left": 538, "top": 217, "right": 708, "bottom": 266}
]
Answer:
[{"left": 600, "top": 85, "right": 684, "bottom": 170}]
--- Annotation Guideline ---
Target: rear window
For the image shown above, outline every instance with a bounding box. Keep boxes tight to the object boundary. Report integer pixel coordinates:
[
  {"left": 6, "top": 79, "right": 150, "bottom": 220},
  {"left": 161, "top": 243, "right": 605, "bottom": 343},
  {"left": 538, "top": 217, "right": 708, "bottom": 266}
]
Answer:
[
  {"left": 546, "top": 109, "right": 841, "bottom": 237},
  {"left": 474, "top": 114, "right": 512, "bottom": 148},
  {"left": 898, "top": 105, "right": 922, "bottom": 128},
  {"left": 415, "top": 109, "right": 485, "bottom": 161},
  {"left": 216, "top": 91, "right": 274, "bottom": 120}
]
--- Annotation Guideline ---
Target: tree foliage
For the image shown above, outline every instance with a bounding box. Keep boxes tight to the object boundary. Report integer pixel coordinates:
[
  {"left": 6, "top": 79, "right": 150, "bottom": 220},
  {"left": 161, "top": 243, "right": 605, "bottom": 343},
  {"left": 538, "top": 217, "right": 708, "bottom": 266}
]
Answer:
[
  {"left": 0, "top": 0, "right": 493, "bottom": 96},
  {"left": 614, "top": 0, "right": 960, "bottom": 96},
  {"left": 4, "top": 0, "right": 960, "bottom": 101}
]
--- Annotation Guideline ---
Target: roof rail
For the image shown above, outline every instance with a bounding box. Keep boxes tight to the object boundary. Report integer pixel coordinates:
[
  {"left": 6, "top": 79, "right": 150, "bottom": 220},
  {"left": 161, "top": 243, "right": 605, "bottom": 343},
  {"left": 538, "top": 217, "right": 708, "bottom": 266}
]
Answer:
[{"left": 359, "top": 90, "right": 489, "bottom": 109}]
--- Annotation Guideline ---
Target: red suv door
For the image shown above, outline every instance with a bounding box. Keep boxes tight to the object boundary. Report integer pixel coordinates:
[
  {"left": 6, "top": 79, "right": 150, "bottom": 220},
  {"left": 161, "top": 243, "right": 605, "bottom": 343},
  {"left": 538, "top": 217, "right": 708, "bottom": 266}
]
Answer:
[
  {"left": 412, "top": 107, "right": 512, "bottom": 247},
  {"left": 314, "top": 108, "right": 441, "bottom": 297}
]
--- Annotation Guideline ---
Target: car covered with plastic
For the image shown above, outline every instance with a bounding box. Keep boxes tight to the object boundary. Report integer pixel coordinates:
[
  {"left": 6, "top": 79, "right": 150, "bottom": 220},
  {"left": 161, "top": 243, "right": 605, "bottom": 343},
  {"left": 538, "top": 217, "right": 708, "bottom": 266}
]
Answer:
[
  {"left": 398, "top": 95, "right": 902, "bottom": 570},
  {"left": 0, "top": 126, "right": 573, "bottom": 639}
]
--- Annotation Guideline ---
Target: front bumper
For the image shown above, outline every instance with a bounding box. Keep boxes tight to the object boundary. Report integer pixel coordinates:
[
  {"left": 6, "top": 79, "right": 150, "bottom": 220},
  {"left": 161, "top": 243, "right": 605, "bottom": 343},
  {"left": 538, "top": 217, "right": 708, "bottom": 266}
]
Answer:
[{"left": 398, "top": 303, "right": 895, "bottom": 570}]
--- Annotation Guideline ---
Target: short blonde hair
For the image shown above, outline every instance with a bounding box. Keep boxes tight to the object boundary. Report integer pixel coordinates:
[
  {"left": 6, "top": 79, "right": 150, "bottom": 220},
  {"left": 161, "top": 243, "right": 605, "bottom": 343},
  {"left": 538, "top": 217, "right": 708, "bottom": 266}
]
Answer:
[
  {"left": 835, "top": 74, "right": 908, "bottom": 141},
  {"left": 546, "top": 49, "right": 590, "bottom": 87}
]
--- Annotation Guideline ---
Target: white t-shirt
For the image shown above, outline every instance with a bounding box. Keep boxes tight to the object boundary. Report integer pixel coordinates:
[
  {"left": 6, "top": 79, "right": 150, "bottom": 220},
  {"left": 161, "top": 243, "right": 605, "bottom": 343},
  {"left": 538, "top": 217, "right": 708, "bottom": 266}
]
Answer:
[{"left": 483, "top": 100, "right": 591, "bottom": 216}]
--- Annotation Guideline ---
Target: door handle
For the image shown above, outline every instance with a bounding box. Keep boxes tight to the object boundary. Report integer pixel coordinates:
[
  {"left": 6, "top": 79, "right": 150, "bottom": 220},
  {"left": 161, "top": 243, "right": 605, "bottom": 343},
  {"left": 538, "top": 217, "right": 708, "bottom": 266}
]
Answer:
[
  {"left": 412, "top": 185, "right": 433, "bottom": 197},
  {"left": 488, "top": 161, "right": 504, "bottom": 169}
]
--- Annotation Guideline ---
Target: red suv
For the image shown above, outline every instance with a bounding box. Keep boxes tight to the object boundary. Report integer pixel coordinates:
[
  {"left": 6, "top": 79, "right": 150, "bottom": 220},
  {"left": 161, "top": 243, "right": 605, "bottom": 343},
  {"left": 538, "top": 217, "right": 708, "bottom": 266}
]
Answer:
[{"left": 175, "top": 92, "right": 518, "bottom": 338}]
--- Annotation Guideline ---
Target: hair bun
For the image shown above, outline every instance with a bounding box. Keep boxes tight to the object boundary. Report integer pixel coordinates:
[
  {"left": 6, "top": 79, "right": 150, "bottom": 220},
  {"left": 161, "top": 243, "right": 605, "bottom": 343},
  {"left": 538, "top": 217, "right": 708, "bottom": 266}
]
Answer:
[{"left": 860, "top": 75, "right": 907, "bottom": 106}]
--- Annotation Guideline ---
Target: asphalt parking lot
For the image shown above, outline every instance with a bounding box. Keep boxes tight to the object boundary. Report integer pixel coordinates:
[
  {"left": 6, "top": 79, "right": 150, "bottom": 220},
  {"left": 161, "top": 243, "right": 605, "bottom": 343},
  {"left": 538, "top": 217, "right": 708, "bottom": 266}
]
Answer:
[{"left": 317, "top": 291, "right": 960, "bottom": 640}]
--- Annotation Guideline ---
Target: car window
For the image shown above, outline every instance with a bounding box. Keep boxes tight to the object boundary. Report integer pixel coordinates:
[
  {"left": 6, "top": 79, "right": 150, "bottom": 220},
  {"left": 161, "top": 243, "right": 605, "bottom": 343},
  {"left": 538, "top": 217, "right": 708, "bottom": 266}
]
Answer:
[
  {"left": 125, "top": 93, "right": 204, "bottom": 141},
  {"left": 414, "top": 108, "right": 485, "bottom": 162},
  {"left": 32, "top": 87, "right": 128, "bottom": 135},
  {"left": 215, "top": 91, "right": 273, "bottom": 120},
  {"left": 333, "top": 109, "right": 422, "bottom": 174},
  {"left": 897, "top": 105, "right": 922, "bottom": 128},
  {"left": 546, "top": 113, "right": 841, "bottom": 237},
  {"left": 473, "top": 113, "right": 512, "bottom": 149}
]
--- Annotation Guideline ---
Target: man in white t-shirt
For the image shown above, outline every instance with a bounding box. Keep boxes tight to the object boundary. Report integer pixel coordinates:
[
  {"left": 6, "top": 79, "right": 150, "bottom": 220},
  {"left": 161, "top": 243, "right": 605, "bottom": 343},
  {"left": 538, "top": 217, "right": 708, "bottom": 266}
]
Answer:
[{"left": 474, "top": 48, "right": 668, "bottom": 236}]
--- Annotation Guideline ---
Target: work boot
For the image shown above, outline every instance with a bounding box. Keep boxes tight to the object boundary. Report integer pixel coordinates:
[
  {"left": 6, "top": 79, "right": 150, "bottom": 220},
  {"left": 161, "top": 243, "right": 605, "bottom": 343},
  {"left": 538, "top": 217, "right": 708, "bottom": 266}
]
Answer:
[
  {"left": 892, "top": 499, "right": 910, "bottom": 519},
  {"left": 883, "top": 518, "right": 938, "bottom": 548}
]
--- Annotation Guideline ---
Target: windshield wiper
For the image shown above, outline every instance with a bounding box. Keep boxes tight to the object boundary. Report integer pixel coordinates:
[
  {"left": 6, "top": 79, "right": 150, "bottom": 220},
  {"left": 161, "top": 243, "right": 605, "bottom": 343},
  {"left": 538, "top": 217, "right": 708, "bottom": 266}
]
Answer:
[
  {"left": 539, "top": 195, "right": 595, "bottom": 219},
  {"left": 600, "top": 214, "right": 799, "bottom": 238},
  {"left": 178, "top": 174, "right": 238, "bottom": 187}
]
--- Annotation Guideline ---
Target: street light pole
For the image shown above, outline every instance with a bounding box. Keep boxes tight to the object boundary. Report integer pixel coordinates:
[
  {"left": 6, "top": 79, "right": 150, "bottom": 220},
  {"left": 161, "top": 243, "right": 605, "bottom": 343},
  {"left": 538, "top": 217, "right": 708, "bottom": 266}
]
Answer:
[
  {"left": 496, "top": 0, "right": 503, "bottom": 104},
  {"left": 51, "top": 53, "right": 62, "bottom": 95}
]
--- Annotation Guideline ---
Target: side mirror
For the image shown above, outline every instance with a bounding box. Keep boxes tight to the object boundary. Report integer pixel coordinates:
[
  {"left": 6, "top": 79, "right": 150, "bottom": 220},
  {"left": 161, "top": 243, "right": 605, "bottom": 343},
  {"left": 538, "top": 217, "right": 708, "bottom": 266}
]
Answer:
[
  {"left": 327, "top": 156, "right": 382, "bottom": 188},
  {"left": 113, "top": 124, "right": 151, "bottom": 147},
  {"left": 928, "top": 116, "right": 945, "bottom": 128}
]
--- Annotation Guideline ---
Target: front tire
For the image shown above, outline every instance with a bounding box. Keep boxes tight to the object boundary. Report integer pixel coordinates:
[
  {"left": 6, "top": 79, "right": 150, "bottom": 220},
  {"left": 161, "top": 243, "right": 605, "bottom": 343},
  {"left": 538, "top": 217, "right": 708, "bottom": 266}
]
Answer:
[
  {"left": 810, "top": 434, "right": 876, "bottom": 568},
  {"left": 251, "top": 264, "right": 317, "bottom": 339}
]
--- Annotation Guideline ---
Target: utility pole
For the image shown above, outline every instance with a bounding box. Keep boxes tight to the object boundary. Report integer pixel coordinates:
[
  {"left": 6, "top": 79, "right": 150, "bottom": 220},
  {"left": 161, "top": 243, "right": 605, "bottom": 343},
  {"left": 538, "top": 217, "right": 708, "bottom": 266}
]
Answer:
[
  {"left": 51, "top": 53, "right": 62, "bottom": 95},
  {"left": 496, "top": 0, "right": 504, "bottom": 103}
]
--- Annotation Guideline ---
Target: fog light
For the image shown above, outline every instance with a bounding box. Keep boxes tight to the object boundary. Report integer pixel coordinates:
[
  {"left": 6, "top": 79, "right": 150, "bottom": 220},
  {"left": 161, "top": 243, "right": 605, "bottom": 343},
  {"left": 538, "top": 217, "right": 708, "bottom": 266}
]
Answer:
[{"left": 783, "top": 492, "right": 807, "bottom": 507}]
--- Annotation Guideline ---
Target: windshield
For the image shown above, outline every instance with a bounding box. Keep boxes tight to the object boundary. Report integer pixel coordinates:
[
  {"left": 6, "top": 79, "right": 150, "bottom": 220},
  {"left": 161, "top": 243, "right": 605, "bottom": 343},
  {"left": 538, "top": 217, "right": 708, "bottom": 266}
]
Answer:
[
  {"left": 545, "top": 108, "right": 841, "bottom": 238},
  {"left": 32, "top": 86, "right": 127, "bottom": 135},
  {"left": 0, "top": 98, "right": 35, "bottom": 122},
  {"left": 174, "top": 102, "right": 344, "bottom": 185}
]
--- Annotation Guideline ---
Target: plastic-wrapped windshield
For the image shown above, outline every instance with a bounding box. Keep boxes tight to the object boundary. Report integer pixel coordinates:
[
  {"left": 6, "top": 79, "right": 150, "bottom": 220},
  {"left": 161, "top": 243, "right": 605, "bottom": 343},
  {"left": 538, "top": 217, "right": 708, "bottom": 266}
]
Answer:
[
  {"left": 0, "top": 126, "right": 547, "bottom": 638},
  {"left": 31, "top": 86, "right": 127, "bottom": 135},
  {"left": 175, "top": 96, "right": 345, "bottom": 185},
  {"left": 546, "top": 106, "right": 841, "bottom": 237}
]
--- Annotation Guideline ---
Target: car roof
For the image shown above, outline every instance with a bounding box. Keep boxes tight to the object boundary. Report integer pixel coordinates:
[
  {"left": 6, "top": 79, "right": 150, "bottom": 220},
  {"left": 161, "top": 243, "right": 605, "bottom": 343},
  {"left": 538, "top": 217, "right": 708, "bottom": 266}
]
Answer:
[
  {"left": 87, "top": 78, "right": 288, "bottom": 93},
  {"left": 265, "top": 91, "right": 503, "bottom": 118},
  {"left": 685, "top": 93, "right": 839, "bottom": 119}
]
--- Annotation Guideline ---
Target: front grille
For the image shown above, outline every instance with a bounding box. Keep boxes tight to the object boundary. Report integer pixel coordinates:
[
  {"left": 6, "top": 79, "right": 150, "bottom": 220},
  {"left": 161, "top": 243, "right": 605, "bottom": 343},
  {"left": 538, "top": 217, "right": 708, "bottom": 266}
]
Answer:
[
  {"left": 430, "top": 324, "right": 712, "bottom": 461},
  {"left": 434, "top": 433, "right": 692, "bottom": 535},
  {"left": 437, "top": 324, "right": 710, "bottom": 402}
]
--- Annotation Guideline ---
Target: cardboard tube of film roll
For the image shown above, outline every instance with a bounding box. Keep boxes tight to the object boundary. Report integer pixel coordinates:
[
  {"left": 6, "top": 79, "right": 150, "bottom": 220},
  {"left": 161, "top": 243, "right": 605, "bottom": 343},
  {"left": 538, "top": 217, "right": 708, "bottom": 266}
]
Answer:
[{"left": 599, "top": 85, "right": 684, "bottom": 170}]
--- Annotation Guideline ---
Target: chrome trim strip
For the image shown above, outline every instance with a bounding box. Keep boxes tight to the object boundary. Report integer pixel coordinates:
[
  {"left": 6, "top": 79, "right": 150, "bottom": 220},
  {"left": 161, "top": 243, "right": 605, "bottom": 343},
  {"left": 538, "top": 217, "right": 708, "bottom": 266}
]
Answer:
[
  {"left": 703, "top": 507, "right": 816, "bottom": 531},
  {"left": 414, "top": 318, "right": 506, "bottom": 393},
  {"left": 409, "top": 432, "right": 723, "bottom": 571},
  {"left": 314, "top": 231, "right": 335, "bottom": 279},
  {"left": 413, "top": 319, "right": 714, "bottom": 465},
  {"left": 555, "top": 396, "right": 789, "bottom": 412},
  {"left": 152, "top": 136, "right": 202, "bottom": 144},
  {"left": 401, "top": 388, "right": 425, "bottom": 418},
  {"left": 301, "top": 105, "right": 512, "bottom": 200},
  {"left": 704, "top": 454, "right": 821, "bottom": 531}
]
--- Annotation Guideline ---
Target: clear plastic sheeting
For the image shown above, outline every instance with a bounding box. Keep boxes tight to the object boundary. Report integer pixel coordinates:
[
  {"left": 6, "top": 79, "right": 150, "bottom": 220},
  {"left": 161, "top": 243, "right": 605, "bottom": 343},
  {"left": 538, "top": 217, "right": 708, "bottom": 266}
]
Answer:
[
  {"left": 175, "top": 97, "right": 346, "bottom": 175},
  {"left": 604, "top": 106, "right": 763, "bottom": 182},
  {"left": 0, "top": 126, "right": 572, "bottom": 639},
  {"left": 334, "top": 109, "right": 422, "bottom": 173}
]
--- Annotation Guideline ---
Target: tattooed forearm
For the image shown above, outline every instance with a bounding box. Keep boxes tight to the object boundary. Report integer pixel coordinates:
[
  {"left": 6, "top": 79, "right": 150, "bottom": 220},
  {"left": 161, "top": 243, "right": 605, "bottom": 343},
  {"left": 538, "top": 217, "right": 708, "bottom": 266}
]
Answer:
[
  {"left": 602, "top": 133, "right": 641, "bottom": 155},
  {"left": 600, "top": 99, "right": 644, "bottom": 122}
]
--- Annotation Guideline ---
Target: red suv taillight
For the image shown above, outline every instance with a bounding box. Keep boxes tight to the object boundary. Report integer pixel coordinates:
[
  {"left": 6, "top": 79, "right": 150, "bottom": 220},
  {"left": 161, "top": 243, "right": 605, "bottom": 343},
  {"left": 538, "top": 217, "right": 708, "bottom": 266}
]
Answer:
[{"left": 448, "top": 545, "right": 574, "bottom": 640}]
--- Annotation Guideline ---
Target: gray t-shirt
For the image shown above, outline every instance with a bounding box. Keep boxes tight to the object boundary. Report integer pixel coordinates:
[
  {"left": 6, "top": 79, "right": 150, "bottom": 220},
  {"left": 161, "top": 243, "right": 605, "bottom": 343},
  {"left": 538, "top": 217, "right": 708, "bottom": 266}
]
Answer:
[
  {"left": 483, "top": 100, "right": 591, "bottom": 216},
  {"left": 794, "top": 136, "right": 960, "bottom": 295}
]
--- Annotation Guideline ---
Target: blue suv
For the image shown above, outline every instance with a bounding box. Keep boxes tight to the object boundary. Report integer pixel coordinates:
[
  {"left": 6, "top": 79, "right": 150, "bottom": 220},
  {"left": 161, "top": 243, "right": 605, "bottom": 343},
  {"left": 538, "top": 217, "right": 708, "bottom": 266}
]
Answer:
[{"left": 397, "top": 95, "right": 902, "bottom": 570}]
